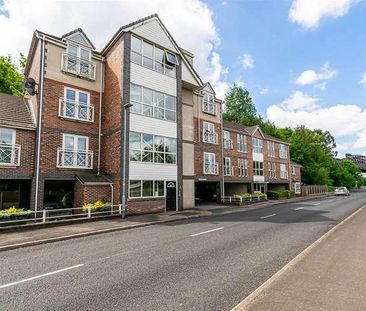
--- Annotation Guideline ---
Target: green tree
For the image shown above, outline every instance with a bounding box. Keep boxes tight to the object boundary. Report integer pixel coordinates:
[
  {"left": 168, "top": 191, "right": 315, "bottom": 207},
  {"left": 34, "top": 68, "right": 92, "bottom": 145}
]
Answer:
[
  {"left": 0, "top": 54, "right": 25, "bottom": 96},
  {"left": 223, "top": 84, "right": 262, "bottom": 126}
]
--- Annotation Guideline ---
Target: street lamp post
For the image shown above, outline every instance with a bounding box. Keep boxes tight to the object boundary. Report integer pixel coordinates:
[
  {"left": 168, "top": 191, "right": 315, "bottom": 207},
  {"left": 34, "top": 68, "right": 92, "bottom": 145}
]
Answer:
[{"left": 122, "top": 102, "right": 133, "bottom": 218}]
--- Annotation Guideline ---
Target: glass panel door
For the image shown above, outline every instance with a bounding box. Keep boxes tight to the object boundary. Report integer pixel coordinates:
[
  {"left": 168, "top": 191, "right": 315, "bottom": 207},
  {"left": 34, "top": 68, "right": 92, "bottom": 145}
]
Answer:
[
  {"left": 65, "top": 89, "right": 76, "bottom": 118},
  {"left": 78, "top": 92, "right": 89, "bottom": 120}
]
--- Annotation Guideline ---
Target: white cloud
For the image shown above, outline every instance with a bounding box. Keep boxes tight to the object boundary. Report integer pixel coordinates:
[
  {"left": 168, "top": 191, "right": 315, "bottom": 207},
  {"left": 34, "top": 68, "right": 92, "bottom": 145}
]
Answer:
[
  {"left": 0, "top": 0, "right": 228, "bottom": 99},
  {"left": 267, "top": 92, "right": 366, "bottom": 154},
  {"left": 260, "top": 87, "right": 269, "bottom": 95},
  {"left": 280, "top": 91, "right": 320, "bottom": 111},
  {"left": 295, "top": 62, "right": 336, "bottom": 90},
  {"left": 360, "top": 72, "right": 366, "bottom": 85},
  {"left": 289, "top": 0, "right": 358, "bottom": 29},
  {"left": 240, "top": 53, "right": 254, "bottom": 70}
]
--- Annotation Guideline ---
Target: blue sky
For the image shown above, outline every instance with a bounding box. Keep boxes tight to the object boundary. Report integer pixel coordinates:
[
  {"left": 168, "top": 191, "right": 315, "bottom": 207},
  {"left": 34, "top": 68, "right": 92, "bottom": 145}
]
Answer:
[{"left": 1, "top": 0, "right": 365, "bottom": 156}]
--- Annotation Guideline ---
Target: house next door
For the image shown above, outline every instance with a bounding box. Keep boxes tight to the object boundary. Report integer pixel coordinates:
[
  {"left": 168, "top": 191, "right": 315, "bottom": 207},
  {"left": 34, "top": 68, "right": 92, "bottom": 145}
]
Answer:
[{"left": 166, "top": 181, "right": 176, "bottom": 211}]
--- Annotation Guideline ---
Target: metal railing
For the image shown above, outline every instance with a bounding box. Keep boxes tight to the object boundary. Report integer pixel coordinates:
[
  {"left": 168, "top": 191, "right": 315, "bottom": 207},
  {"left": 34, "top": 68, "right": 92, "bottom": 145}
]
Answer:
[
  {"left": 0, "top": 144, "right": 21, "bottom": 166},
  {"left": 56, "top": 148, "right": 93, "bottom": 169},
  {"left": 224, "top": 166, "right": 234, "bottom": 176},
  {"left": 222, "top": 194, "right": 267, "bottom": 205},
  {"left": 59, "top": 99, "right": 94, "bottom": 122},
  {"left": 0, "top": 204, "right": 125, "bottom": 227},
  {"left": 204, "top": 162, "right": 219, "bottom": 175},
  {"left": 61, "top": 53, "right": 96, "bottom": 80},
  {"left": 223, "top": 139, "right": 233, "bottom": 149},
  {"left": 202, "top": 131, "right": 218, "bottom": 144},
  {"left": 202, "top": 100, "right": 216, "bottom": 115}
]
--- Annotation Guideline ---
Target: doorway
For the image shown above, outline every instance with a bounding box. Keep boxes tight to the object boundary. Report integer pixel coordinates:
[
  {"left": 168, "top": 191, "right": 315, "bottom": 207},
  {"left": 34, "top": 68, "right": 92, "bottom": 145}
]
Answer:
[{"left": 165, "top": 181, "right": 176, "bottom": 211}]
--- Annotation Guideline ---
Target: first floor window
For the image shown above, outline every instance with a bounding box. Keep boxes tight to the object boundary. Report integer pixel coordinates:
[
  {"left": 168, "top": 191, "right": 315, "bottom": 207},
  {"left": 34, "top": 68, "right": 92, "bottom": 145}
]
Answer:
[
  {"left": 280, "top": 164, "right": 288, "bottom": 179},
  {"left": 62, "top": 134, "right": 89, "bottom": 167},
  {"left": 204, "top": 152, "right": 217, "bottom": 174},
  {"left": 129, "top": 180, "right": 171, "bottom": 198},
  {"left": 64, "top": 88, "right": 90, "bottom": 121},
  {"left": 269, "top": 162, "right": 276, "bottom": 178},
  {"left": 224, "top": 157, "right": 232, "bottom": 176},
  {"left": 253, "top": 161, "right": 264, "bottom": 176},
  {"left": 129, "top": 132, "right": 177, "bottom": 165},
  {"left": 203, "top": 122, "right": 217, "bottom": 144},
  {"left": 268, "top": 141, "right": 275, "bottom": 157},
  {"left": 0, "top": 128, "right": 16, "bottom": 164},
  {"left": 238, "top": 158, "right": 248, "bottom": 177},
  {"left": 253, "top": 138, "right": 263, "bottom": 153},
  {"left": 223, "top": 130, "right": 232, "bottom": 149}
]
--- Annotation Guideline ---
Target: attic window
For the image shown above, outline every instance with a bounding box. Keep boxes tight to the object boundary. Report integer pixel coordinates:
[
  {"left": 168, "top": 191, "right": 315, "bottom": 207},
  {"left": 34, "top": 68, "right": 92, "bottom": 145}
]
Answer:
[{"left": 165, "top": 51, "right": 179, "bottom": 66}]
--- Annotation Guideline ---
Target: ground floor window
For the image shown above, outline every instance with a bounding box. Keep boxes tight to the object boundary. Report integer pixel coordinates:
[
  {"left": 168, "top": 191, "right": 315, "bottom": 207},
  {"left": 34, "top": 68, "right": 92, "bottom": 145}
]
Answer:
[
  {"left": 253, "top": 161, "right": 263, "bottom": 176},
  {"left": 43, "top": 180, "right": 74, "bottom": 209},
  {"left": 0, "top": 180, "right": 31, "bottom": 210},
  {"left": 129, "top": 180, "right": 171, "bottom": 198}
]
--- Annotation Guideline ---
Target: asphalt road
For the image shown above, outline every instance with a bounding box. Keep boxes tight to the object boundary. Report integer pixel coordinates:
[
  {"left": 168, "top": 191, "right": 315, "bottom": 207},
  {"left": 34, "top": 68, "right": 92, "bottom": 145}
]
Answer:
[{"left": 1, "top": 192, "right": 366, "bottom": 311}]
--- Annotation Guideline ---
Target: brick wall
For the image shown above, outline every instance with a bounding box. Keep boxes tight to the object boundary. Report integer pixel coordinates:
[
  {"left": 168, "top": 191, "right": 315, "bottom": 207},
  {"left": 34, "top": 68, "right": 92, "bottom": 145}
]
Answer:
[
  {"left": 126, "top": 198, "right": 165, "bottom": 215},
  {"left": 74, "top": 180, "right": 112, "bottom": 208},
  {"left": 0, "top": 128, "right": 35, "bottom": 178},
  {"left": 291, "top": 166, "right": 302, "bottom": 183},
  {"left": 265, "top": 140, "right": 290, "bottom": 183},
  {"left": 194, "top": 117, "right": 223, "bottom": 180}
]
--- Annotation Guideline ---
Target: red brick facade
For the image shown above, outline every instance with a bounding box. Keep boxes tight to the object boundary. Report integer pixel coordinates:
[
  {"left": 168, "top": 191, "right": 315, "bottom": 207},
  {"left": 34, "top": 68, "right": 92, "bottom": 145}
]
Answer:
[
  {"left": 74, "top": 180, "right": 112, "bottom": 208},
  {"left": 126, "top": 198, "right": 165, "bottom": 215}
]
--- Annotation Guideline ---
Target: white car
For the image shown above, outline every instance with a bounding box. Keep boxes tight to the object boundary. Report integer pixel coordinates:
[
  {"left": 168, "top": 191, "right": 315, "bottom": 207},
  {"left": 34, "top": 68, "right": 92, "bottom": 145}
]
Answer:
[{"left": 334, "top": 187, "right": 350, "bottom": 196}]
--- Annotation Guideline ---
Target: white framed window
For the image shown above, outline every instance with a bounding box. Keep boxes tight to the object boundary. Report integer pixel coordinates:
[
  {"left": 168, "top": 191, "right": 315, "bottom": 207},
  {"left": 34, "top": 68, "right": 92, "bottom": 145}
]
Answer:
[
  {"left": 129, "top": 132, "right": 177, "bottom": 165},
  {"left": 269, "top": 162, "right": 276, "bottom": 178},
  {"left": 253, "top": 138, "right": 263, "bottom": 153},
  {"left": 202, "top": 92, "right": 216, "bottom": 115},
  {"left": 238, "top": 158, "right": 248, "bottom": 177},
  {"left": 292, "top": 166, "right": 296, "bottom": 175},
  {"left": 237, "top": 134, "right": 247, "bottom": 152},
  {"left": 59, "top": 87, "right": 93, "bottom": 122},
  {"left": 130, "top": 84, "right": 176, "bottom": 121},
  {"left": 204, "top": 152, "right": 218, "bottom": 175},
  {"left": 62, "top": 43, "right": 95, "bottom": 80},
  {"left": 129, "top": 180, "right": 167, "bottom": 198},
  {"left": 131, "top": 35, "right": 177, "bottom": 78},
  {"left": 57, "top": 134, "right": 92, "bottom": 169},
  {"left": 224, "top": 157, "right": 233, "bottom": 176},
  {"left": 280, "top": 164, "right": 288, "bottom": 179},
  {"left": 202, "top": 122, "right": 217, "bottom": 144},
  {"left": 223, "top": 130, "right": 232, "bottom": 149},
  {"left": 0, "top": 128, "right": 20, "bottom": 166},
  {"left": 279, "top": 144, "right": 287, "bottom": 159},
  {"left": 268, "top": 141, "right": 275, "bottom": 157},
  {"left": 253, "top": 161, "right": 264, "bottom": 176}
]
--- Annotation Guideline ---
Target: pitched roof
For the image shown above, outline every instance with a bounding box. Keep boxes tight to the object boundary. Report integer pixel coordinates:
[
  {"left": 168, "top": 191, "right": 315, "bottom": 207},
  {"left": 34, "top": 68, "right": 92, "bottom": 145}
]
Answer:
[
  {"left": 101, "top": 14, "right": 203, "bottom": 87},
  {"left": 76, "top": 174, "right": 113, "bottom": 185},
  {"left": 263, "top": 133, "right": 289, "bottom": 145},
  {"left": 223, "top": 120, "right": 250, "bottom": 134},
  {"left": 243, "top": 126, "right": 258, "bottom": 135},
  {"left": 291, "top": 161, "right": 303, "bottom": 168},
  {"left": 0, "top": 93, "right": 36, "bottom": 130},
  {"left": 61, "top": 28, "right": 96, "bottom": 50}
]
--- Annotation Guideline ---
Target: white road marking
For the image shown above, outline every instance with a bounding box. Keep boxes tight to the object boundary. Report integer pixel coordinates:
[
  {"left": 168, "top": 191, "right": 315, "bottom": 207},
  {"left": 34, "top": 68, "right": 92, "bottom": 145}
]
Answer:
[
  {"left": 260, "top": 214, "right": 276, "bottom": 219},
  {"left": 190, "top": 227, "right": 224, "bottom": 237},
  {"left": 0, "top": 264, "right": 84, "bottom": 289},
  {"left": 312, "top": 203, "right": 321, "bottom": 206},
  {"left": 294, "top": 207, "right": 304, "bottom": 210}
]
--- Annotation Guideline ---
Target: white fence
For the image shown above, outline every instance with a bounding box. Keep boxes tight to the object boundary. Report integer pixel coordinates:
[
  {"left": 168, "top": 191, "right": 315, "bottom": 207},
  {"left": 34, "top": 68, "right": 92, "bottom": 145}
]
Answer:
[
  {"left": 301, "top": 185, "right": 328, "bottom": 196},
  {"left": 222, "top": 194, "right": 267, "bottom": 205},
  {"left": 0, "top": 204, "right": 125, "bottom": 227}
]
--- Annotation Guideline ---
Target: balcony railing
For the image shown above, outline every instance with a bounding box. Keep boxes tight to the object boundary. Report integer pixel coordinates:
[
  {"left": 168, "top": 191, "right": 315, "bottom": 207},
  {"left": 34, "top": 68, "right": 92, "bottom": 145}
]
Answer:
[
  {"left": 61, "top": 53, "right": 96, "bottom": 80},
  {"left": 204, "top": 162, "right": 219, "bottom": 175},
  {"left": 224, "top": 166, "right": 233, "bottom": 176},
  {"left": 59, "top": 99, "right": 94, "bottom": 122},
  {"left": 238, "top": 166, "right": 248, "bottom": 177},
  {"left": 202, "top": 131, "right": 218, "bottom": 144},
  {"left": 223, "top": 139, "right": 233, "bottom": 150},
  {"left": 0, "top": 144, "right": 20, "bottom": 166},
  {"left": 57, "top": 148, "right": 93, "bottom": 169},
  {"left": 202, "top": 100, "right": 216, "bottom": 115}
]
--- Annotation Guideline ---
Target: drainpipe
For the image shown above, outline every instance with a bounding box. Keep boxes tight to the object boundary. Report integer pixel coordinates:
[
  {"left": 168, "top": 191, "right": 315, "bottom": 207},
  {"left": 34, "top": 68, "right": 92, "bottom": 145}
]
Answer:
[
  {"left": 110, "top": 184, "right": 114, "bottom": 207},
  {"left": 34, "top": 33, "right": 46, "bottom": 213},
  {"left": 221, "top": 102, "right": 225, "bottom": 202},
  {"left": 97, "top": 57, "right": 105, "bottom": 175}
]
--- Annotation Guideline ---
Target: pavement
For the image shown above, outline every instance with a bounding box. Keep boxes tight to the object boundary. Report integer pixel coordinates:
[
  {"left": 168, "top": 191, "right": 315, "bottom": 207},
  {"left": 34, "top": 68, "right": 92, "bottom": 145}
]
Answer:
[
  {"left": 234, "top": 194, "right": 366, "bottom": 311},
  {"left": 0, "top": 192, "right": 365, "bottom": 310},
  {"left": 0, "top": 194, "right": 330, "bottom": 251}
]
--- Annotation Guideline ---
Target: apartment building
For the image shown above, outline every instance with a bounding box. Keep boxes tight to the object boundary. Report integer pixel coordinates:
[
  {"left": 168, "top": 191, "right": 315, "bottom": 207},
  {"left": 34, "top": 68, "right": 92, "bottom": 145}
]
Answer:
[{"left": 0, "top": 14, "right": 300, "bottom": 215}]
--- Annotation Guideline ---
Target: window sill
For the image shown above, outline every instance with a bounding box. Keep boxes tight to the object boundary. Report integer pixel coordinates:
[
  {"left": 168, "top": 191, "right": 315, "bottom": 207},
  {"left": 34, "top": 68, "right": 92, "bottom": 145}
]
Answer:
[
  {"left": 61, "top": 69, "right": 95, "bottom": 81},
  {"left": 59, "top": 116, "right": 94, "bottom": 124},
  {"left": 202, "top": 110, "right": 217, "bottom": 116}
]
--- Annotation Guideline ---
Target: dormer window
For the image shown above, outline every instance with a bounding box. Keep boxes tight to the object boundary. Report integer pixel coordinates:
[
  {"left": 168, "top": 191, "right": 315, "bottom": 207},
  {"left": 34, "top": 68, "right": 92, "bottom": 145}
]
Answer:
[
  {"left": 62, "top": 43, "right": 95, "bottom": 80},
  {"left": 131, "top": 35, "right": 177, "bottom": 78},
  {"left": 202, "top": 92, "right": 216, "bottom": 115}
]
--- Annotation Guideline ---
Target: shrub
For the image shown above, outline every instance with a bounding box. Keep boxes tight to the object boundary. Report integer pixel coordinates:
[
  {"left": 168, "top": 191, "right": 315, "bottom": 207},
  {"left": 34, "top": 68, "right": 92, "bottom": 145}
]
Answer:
[
  {"left": 82, "top": 200, "right": 111, "bottom": 212},
  {"left": 0, "top": 207, "right": 33, "bottom": 220},
  {"left": 267, "top": 190, "right": 295, "bottom": 199},
  {"left": 327, "top": 185, "right": 335, "bottom": 193}
]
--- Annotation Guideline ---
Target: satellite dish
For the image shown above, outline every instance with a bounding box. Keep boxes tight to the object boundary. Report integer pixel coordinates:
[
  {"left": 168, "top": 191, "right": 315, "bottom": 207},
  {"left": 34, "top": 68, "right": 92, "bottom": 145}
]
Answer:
[{"left": 24, "top": 77, "right": 37, "bottom": 96}]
